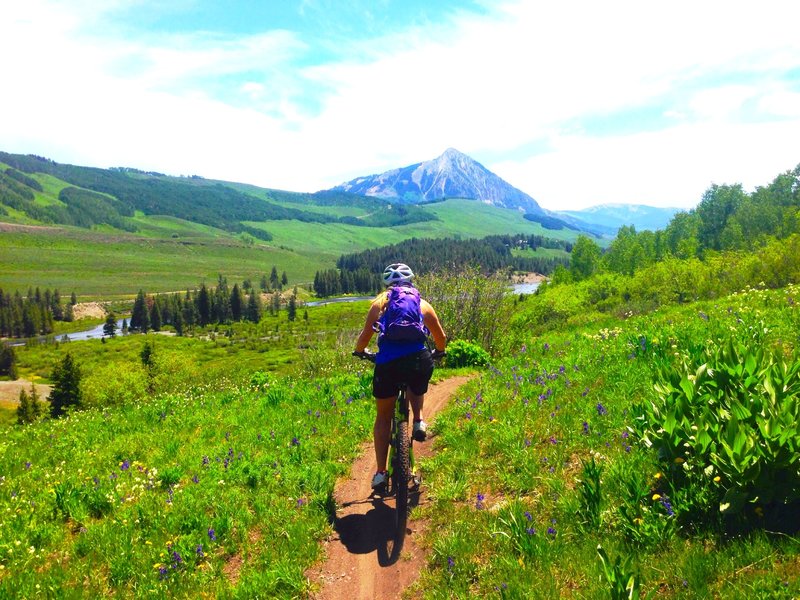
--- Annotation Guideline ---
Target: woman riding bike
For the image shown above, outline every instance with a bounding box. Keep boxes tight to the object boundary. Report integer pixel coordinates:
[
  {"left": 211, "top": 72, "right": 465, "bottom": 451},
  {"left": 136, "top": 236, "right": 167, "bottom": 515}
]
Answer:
[{"left": 354, "top": 263, "right": 447, "bottom": 490}]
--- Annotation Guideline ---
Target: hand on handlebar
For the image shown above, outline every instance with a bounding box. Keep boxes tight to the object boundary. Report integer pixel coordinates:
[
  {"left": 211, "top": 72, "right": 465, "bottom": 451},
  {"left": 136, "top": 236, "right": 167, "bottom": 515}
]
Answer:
[
  {"left": 352, "top": 350, "right": 376, "bottom": 363},
  {"left": 431, "top": 349, "right": 447, "bottom": 362}
]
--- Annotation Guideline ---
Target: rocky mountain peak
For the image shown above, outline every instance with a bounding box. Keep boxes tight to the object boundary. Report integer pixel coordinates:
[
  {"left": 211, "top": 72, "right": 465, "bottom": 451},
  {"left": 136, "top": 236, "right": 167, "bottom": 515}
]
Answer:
[{"left": 329, "top": 149, "right": 543, "bottom": 214}]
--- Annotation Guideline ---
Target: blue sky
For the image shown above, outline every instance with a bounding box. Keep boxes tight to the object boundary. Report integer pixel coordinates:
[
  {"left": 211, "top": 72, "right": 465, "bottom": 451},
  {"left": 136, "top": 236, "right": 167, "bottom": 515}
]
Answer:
[{"left": 2, "top": 0, "right": 799, "bottom": 210}]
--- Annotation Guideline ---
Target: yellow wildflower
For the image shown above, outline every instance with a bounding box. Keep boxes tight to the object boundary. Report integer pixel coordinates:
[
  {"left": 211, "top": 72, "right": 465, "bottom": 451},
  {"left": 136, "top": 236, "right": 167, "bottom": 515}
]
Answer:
[{"left": 652, "top": 494, "right": 661, "bottom": 501}]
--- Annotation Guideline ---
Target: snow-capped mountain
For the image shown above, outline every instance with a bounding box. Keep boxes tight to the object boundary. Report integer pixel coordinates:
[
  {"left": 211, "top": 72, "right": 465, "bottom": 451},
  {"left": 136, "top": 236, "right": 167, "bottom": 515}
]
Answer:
[{"left": 329, "top": 148, "right": 544, "bottom": 214}]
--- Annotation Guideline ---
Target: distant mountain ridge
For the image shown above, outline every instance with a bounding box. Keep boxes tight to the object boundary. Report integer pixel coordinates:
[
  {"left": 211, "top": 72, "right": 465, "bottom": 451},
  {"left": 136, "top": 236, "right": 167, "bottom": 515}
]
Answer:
[
  {"left": 557, "top": 204, "right": 682, "bottom": 232},
  {"left": 330, "top": 148, "right": 545, "bottom": 215}
]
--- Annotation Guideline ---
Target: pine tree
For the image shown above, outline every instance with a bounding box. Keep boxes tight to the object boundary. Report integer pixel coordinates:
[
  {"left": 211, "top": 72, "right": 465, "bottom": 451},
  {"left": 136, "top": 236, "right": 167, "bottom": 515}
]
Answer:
[
  {"left": 49, "top": 353, "right": 82, "bottom": 418},
  {"left": 287, "top": 294, "right": 297, "bottom": 322},
  {"left": 103, "top": 313, "right": 117, "bottom": 337},
  {"left": 173, "top": 310, "right": 184, "bottom": 336},
  {"left": 30, "top": 384, "right": 42, "bottom": 420},
  {"left": 246, "top": 291, "right": 262, "bottom": 323},
  {"left": 16, "top": 388, "right": 32, "bottom": 425},
  {"left": 230, "top": 284, "right": 243, "bottom": 321},
  {"left": 281, "top": 271, "right": 288, "bottom": 288},
  {"left": 269, "top": 266, "right": 279, "bottom": 289},
  {"left": 121, "top": 318, "right": 129, "bottom": 334},
  {"left": 0, "top": 346, "right": 17, "bottom": 379},
  {"left": 196, "top": 284, "right": 211, "bottom": 326},
  {"left": 130, "top": 290, "right": 150, "bottom": 332},
  {"left": 70, "top": 291, "right": 77, "bottom": 305},
  {"left": 141, "top": 340, "right": 155, "bottom": 368},
  {"left": 150, "top": 302, "right": 162, "bottom": 332}
]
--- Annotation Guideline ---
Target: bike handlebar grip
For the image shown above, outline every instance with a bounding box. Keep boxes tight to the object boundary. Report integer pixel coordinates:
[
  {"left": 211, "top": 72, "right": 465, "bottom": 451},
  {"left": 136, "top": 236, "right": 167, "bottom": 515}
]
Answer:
[{"left": 352, "top": 350, "right": 376, "bottom": 363}]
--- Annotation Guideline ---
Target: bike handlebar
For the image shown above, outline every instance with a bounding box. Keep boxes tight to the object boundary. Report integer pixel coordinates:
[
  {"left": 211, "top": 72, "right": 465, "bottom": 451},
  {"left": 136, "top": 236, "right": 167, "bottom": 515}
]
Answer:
[
  {"left": 352, "top": 349, "right": 446, "bottom": 363},
  {"left": 352, "top": 350, "right": 376, "bottom": 363}
]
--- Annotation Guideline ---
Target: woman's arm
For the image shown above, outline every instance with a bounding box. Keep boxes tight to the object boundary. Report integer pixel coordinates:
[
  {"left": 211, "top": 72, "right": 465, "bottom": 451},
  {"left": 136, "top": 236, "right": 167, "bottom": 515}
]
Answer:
[
  {"left": 421, "top": 299, "right": 447, "bottom": 352},
  {"left": 354, "top": 301, "right": 382, "bottom": 352}
]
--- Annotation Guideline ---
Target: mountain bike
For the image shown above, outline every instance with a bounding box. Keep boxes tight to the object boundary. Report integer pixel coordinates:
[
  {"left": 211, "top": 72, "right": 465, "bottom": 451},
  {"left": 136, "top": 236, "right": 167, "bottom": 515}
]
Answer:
[{"left": 353, "top": 348, "right": 445, "bottom": 559}]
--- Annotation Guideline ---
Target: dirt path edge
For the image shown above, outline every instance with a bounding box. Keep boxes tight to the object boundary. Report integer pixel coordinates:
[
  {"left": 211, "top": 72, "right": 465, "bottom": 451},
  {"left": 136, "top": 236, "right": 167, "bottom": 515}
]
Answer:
[{"left": 306, "top": 375, "right": 475, "bottom": 600}]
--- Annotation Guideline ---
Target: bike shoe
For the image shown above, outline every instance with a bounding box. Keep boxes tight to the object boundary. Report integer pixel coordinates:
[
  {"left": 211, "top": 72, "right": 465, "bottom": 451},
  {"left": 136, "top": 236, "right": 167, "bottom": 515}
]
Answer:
[
  {"left": 371, "top": 471, "right": 388, "bottom": 490},
  {"left": 413, "top": 420, "right": 428, "bottom": 442}
]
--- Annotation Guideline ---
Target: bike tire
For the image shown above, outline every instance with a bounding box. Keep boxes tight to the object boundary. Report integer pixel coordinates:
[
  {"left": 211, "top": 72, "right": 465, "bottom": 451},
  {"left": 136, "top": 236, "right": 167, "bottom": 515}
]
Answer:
[{"left": 392, "top": 419, "right": 410, "bottom": 553}]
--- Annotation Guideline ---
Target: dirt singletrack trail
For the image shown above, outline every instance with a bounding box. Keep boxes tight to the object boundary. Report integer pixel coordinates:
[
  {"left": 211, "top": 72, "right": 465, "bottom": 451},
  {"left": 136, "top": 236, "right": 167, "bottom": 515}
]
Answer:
[{"left": 307, "top": 375, "right": 474, "bottom": 600}]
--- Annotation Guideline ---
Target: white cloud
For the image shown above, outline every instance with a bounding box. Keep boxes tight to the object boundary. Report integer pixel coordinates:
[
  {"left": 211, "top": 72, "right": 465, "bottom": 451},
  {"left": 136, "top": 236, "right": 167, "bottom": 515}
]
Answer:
[
  {"left": 1, "top": 0, "right": 799, "bottom": 209},
  {"left": 493, "top": 119, "right": 800, "bottom": 210}
]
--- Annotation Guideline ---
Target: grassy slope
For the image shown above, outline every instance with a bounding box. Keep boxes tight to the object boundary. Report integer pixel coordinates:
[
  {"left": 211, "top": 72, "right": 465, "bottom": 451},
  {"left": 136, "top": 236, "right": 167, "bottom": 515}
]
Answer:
[
  {"left": 410, "top": 287, "right": 800, "bottom": 598},
  {"left": 2, "top": 193, "right": 577, "bottom": 297},
  {"left": 0, "top": 228, "right": 311, "bottom": 299}
]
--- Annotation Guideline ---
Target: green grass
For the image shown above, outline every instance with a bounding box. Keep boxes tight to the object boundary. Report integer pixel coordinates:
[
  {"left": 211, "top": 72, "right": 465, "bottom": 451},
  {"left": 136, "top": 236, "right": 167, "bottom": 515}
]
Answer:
[
  {"left": 0, "top": 373, "right": 377, "bottom": 597},
  {"left": 408, "top": 286, "right": 800, "bottom": 598},
  {"left": 0, "top": 227, "right": 318, "bottom": 299},
  {"left": 1, "top": 275, "right": 797, "bottom": 596}
]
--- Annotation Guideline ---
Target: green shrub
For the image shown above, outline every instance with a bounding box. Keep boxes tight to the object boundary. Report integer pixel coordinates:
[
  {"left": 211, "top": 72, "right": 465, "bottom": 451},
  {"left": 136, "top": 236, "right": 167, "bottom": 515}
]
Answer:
[
  {"left": 444, "top": 339, "right": 490, "bottom": 368},
  {"left": 634, "top": 338, "right": 800, "bottom": 525}
]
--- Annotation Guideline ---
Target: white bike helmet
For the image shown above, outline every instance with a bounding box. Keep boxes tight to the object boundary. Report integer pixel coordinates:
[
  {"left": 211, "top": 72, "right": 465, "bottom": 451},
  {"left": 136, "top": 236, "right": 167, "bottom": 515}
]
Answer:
[{"left": 382, "top": 263, "right": 414, "bottom": 286}]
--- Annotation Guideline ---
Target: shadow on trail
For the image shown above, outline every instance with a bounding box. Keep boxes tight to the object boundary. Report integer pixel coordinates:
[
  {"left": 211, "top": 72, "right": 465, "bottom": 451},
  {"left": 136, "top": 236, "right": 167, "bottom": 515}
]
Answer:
[{"left": 334, "top": 487, "right": 422, "bottom": 567}]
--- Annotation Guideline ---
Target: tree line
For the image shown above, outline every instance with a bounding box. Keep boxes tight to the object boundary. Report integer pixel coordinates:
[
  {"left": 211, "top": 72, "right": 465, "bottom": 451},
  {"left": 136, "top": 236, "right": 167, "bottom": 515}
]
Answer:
[
  {"left": 125, "top": 268, "right": 297, "bottom": 335},
  {"left": 0, "top": 287, "right": 77, "bottom": 338},
  {"left": 314, "top": 233, "right": 571, "bottom": 296},
  {"left": 0, "top": 153, "right": 435, "bottom": 237},
  {"left": 564, "top": 164, "right": 800, "bottom": 282}
]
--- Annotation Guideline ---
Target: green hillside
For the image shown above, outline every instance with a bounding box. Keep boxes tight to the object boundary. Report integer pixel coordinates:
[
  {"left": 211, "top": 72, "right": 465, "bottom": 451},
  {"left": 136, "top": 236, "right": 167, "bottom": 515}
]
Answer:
[{"left": 1, "top": 152, "right": 585, "bottom": 297}]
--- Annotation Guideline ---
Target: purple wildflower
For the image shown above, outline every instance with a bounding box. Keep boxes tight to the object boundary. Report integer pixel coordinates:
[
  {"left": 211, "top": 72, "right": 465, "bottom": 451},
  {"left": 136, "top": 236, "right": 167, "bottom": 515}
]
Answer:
[
  {"left": 596, "top": 403, "right": 608, "bottom": 416},
  {"left": 120, "top": 460, "right": 130, "bottom": 471},
  {"left": 582, "top": 421, "right": 590, "bottom": 435},
  {"left": 524, "top": 438, "right": 531, "bottom": 448},
  {"left": 549, "top": 436, "right": 558, "bottom": 445},
  {"left": 291, "top": 437, "right": 300, "bottom": 446},
  {"left": 524, "top": 511, "right": 532, "bottom": 521},
  {"left": 526, "top": 527, "right": 536, "bottom": 535},
  {"left": 202, "top": 455, "right": 210, "bottom": 466},
  {"left": 447, "top": 556, "right": 455, "bottom": 570},
  {"left": 547, "top": 527, "right": 557, "bottom": 537},
  {"left": 196, "top": 544, "right": 204, "bottom": 558},
  {"left": 192, "top": 474, "right": 199, "bottom": 484},
  {"left": 660, "top": 495, "right": 675, "bottom": 517},
  {"left": 297, "top": 497, "right": 307, "bottom": 507},
  {"left": 24, "top": 462, "right": 31, "bottom": 470},
  {"left": 543, "top": 343, "right": 550, "bottom": 351},
  {"left": 476, "top": 493, "right": 486, "bottom": 509},
  {"left": 158, "top": 566, "right": 168, "bottom": 580},
  {"left": 208, "top": 528, "right": 216, "bottom": 542}
]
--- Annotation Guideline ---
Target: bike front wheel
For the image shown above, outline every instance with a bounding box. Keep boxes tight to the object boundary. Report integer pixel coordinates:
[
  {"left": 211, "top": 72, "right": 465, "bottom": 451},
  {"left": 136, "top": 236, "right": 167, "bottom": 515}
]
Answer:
[{"left": 391, "top": 419, "right": 410, "bottom": 555}]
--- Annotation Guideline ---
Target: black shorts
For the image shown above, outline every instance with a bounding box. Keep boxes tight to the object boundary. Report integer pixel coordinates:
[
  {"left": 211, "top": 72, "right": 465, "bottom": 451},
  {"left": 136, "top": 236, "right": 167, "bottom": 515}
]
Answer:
[{"left": 372, "top": 349, "right": 434, "bottom": 399}]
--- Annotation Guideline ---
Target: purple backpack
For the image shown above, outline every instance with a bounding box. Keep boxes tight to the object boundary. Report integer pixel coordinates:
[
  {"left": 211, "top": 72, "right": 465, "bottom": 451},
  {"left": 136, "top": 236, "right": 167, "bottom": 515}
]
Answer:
[{"left": 378, "top": 284, "right": 429, "bottom": 342}]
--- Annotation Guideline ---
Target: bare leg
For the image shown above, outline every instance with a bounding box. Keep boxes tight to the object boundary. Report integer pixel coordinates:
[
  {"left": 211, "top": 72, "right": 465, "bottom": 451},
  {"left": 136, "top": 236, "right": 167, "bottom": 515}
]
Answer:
[
  {"left": 407, "top": 390, "right": 424, "bottom": 422},
  {"left": 374, "top": 397, "right": 394, "bottom": 472}
]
